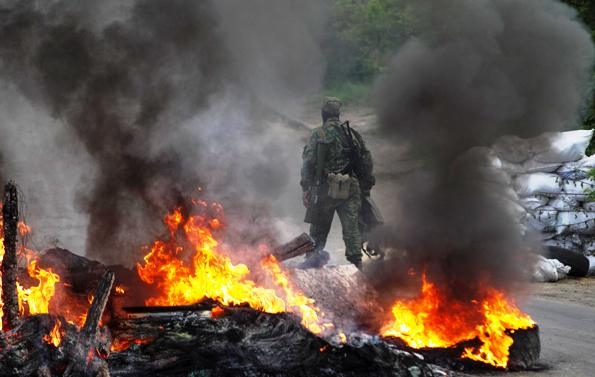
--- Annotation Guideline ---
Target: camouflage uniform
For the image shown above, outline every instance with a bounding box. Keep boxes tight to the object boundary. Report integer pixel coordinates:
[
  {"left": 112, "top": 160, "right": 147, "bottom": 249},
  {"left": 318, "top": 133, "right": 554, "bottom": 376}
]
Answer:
[{"left": 301, "top": 97, "right": 375, "bottom": 267}]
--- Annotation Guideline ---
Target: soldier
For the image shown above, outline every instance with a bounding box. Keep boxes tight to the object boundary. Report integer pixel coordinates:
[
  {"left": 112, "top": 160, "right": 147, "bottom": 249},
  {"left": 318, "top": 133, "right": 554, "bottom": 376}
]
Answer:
[{"left": 300, "top": 97, "right": 375, "bottom": 269}]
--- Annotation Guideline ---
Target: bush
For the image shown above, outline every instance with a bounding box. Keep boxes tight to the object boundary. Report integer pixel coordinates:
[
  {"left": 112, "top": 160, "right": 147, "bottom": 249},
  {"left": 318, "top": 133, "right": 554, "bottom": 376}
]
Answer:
[{"left": 322, "top": 0, "right": 414, "bottom": 90}]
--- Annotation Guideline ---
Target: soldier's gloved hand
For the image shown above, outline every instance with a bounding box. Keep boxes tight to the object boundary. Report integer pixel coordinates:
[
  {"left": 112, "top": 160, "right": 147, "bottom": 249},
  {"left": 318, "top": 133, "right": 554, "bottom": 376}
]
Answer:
[{"left": 302, "top": 191, "right": 311, "bottom": 208}]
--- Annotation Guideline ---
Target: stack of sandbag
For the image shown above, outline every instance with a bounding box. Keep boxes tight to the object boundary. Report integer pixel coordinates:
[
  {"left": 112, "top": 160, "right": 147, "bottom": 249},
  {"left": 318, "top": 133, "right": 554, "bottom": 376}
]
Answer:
[{"left": 492, "top": 129, "right": 595, "bottom": 257}]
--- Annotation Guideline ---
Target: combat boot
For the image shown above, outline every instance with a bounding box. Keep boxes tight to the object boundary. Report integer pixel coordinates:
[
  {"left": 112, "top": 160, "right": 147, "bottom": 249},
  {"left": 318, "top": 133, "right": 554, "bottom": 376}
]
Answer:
[
  {"left": 346, "top": 256, "right": 363, "bottom": 271},
  {"left": 297, "top": 250, "right": 329, "bottom": 269}
]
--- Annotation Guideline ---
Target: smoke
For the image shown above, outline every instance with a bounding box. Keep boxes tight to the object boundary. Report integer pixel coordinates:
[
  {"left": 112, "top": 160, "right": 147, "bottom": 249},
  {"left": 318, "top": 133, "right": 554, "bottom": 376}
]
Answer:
[
  {"left": 372, "top": 0, "right": 594, "bottom": 299},
  {"left": 0, "top": 0, "right": 326, "bottom": 265}
]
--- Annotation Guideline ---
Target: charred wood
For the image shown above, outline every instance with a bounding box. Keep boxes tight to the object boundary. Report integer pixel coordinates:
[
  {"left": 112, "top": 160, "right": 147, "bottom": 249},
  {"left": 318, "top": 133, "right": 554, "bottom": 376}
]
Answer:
[
  {"left": 122, "top": 299, "right": 219, "bottom": 315},
  {"left": 82, "top": 270, "right": 115, "bottom": 342},
  {"left": 2, "top": 181, "right": 20, "bottom": 331},
  {"left": 0, "top": 248, "right": 539, "bottom": 376},
  {"left": 63, "top": 270, "right": 115, "bottom": 377},
  {"left": 0, "top": 315, "right": 76, "bottom": 377},
  {"left": 108, "top": 307, "right": 436, "bottom": 377}
]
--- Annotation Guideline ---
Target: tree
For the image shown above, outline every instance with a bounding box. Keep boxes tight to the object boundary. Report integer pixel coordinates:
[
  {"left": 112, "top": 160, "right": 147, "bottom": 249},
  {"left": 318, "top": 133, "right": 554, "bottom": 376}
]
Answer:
[{"left": 322, "top": 0, "right": 414, "bottom": 87}]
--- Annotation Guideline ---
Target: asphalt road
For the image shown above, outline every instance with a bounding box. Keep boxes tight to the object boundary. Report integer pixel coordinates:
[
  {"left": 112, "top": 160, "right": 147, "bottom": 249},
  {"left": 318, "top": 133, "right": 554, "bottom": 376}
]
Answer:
[{"left": 514, "top": 296, "right": 595, "bottom": 377}]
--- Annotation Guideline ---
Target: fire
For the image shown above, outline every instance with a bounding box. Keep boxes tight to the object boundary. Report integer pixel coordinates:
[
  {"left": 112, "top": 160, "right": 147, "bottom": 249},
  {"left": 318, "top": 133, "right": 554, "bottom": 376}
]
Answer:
[
  {"left": 137, "top": 203, "right": 331, "bottom": 334},
  {"left": 381, "top": 273, "right": 535, "bottom": 368},
  {"left": 115, "top": 285, "right": 126, "bottom": 295},
  {"left": 137, "top": 208, "right": 285, "bottom": 312},
  {"left": 110, "top": 337, "right": 154, "bottom": 353},
  {"left": 17, "top": 258, "right": 60, "bottom": 315},
  {"left": 211, "top": 306, "right": 225, "bottom": 318},
  {"left": 0, "top": 213, "right": 60, "bottom": 325},
  {"left": 261, "top": 255, "right": 333, "bottom": 334},
  {"left": 43, "top": 320, "right": 63, "bottom": 347}
]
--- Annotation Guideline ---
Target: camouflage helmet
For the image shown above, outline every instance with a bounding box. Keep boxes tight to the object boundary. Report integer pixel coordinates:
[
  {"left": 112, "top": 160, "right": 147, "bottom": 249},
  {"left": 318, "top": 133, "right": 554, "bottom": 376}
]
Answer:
[{"left": 321, "top": 96, "right": 342, "bottom": 116}]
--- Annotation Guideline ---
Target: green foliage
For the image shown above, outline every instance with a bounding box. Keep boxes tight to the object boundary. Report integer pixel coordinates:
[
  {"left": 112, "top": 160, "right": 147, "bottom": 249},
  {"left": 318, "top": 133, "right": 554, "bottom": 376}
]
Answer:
[
  {"left": 585, "top": 168, "right": 595, "bottom": 202},
  {"left": 322, "top": 0, "right": 414, "bottom": 94},
  {"left": 321, "top": 0, "right": 595, "bottom": 124}
]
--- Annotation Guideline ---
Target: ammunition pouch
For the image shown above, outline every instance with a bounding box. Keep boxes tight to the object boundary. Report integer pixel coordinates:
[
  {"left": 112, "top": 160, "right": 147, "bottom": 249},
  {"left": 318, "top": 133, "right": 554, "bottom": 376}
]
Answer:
[{"left": 327, "top": 173, "right": 353, "bottom": 200}]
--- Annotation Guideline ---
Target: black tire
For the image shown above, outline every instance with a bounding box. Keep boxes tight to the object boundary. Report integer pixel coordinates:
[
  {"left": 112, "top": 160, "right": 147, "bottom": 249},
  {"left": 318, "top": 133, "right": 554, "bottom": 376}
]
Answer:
[{"left": 543, "top": 246, "right": 590, "bottom": 277}]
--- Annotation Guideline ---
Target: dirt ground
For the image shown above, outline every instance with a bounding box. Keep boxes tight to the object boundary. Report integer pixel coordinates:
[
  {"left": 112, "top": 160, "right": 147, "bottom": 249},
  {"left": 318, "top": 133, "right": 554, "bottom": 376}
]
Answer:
[{"left": 529, "top": 277, "right": 595, "bottom": 308}]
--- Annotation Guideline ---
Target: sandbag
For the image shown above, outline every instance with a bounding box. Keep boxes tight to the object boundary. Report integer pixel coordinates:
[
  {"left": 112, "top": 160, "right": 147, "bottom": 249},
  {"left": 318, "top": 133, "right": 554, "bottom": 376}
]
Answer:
[
  {"left": 583, "top": 201, "right": 595, "bottom": 211},
  {"left": 548, "top": 194, "right": 579, "bottom": 211},
  {"left": 577, "top": 154, "right": 595, "bottom": 169},
  {"left": 475, "top": 169, "right": 513, "bottom": 187},
  {"left": 459, "top": 146, "right": 503, "bottom": 168},
  {"left": 503, "top": 198, "right": 528, "bottom": 222},
  {"left": 582, "top": 238, "right": 595, "bottom": 254},
  {"left": 556, "top": 211, "right": 595, "bottom": 235},
  {"left": 538, "top": 232, "right": 558, "bottom": 241},
  {"left": 543, "top": 234, "right": 582, "bottom": 253},
  {"left": 454, "top": 147, "right": 511, "bottom": 187},
  {"left": 492, "top": 135, "right": 533, "bottom": 163},
  {"left": 588, "top": 256, "right": 595, "bottom": 276},
  {"left": 555, "top": 155, "right": 595, "bottom": 180},
  {"left": 526, "top": 206, "right": 558, "bottom": 232},
  {"left": 499, "top": 187, "right": 520, "bottom": 202},
  {"left": 519, "top": 195, "right": 549, "bottom": 210},
  {"left": 513, "top": 173, "right": 563, "bottom": 197},
  {"left": 561, "top": 179, "right": 595, "bottom": 201},
  {"left": 533, "top": 255, "right": 571, "bottom": 282},
  {"left": 556, "top": 167, "right": 589, "bottom": 181},
  {"left": 501, "top": 159, "right": 562, "bottom": 175},
  {"left": 533, "top": 130, "right": 593, "bottom": 163}
]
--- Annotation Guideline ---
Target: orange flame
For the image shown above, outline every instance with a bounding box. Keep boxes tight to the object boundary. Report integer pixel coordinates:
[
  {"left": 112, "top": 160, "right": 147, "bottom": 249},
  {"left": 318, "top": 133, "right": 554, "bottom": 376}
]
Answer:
[
  {"left": 0, "top": 213, "right": 60, "bottom": 325},
  {"left": 261, "top": 255, "right": 333, "bottom": 334},
  {"left": 17, "top": 258, "right": 61, "bottom": 316},
  {"left": 211, "top": 306, "right": 225, "bottom": 318},
  {"left": 43, "top": 320, "right": 63, "bottom": 347},
  {"left": 137, "top": 204, "right": 331, "bottom": 335},
  {"left": 115, "top": 285, "right": 126, "bottom": 295},
  {"left": 110, "top": 337, "right": 154, "bottom": 353},
  {"left": 381, "top": 273, "right": 535, "bottom": 368}
]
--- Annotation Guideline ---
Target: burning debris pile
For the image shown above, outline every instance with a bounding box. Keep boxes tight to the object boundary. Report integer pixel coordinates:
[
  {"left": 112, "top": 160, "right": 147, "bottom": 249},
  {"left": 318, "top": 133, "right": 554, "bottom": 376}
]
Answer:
[
  {"left": 3, "top": 0, "right": 595, "bottom": 375},
  {"left": 0, "top": 182, "right": 542, "bottom": 377}
]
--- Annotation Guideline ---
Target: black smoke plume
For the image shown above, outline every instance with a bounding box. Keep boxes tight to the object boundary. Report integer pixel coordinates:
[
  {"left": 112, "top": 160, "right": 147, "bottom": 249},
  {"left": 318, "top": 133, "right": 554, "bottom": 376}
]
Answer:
[
  {"left": 372, "top": 0, "right": 594, "bottom": 300},
  {"left": 0, "top": 0, "right": 326, "bottom": 264},
  {"left": 0, "top": 0, "right": 230, "bottom": 263}
]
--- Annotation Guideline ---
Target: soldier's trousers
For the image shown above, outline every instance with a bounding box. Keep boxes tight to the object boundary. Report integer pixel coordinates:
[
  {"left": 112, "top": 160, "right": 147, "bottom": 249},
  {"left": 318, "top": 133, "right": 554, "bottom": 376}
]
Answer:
[{"left": 309, "top": 186, "right": 362, "bottom": 262}]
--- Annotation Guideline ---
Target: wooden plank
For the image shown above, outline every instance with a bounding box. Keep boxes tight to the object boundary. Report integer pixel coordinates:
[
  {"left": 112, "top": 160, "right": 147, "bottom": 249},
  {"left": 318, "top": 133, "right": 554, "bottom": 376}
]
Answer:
[{"left": 271, "top": 233, "right": 315, "bottom": 261}]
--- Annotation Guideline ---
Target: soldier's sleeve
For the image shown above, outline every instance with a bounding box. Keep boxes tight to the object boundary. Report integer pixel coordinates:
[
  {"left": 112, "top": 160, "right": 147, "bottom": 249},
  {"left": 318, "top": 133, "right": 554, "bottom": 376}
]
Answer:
[
  {"left": 300, "top": 129, "right": 320, "bottom": 191},
  {"left": 354, "top": 130, "right": 375, "bottom": 193}
]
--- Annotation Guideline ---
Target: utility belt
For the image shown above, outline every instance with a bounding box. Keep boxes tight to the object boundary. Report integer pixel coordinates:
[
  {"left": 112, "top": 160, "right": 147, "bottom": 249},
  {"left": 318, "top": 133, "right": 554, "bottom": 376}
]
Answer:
[{"left": 326, "top": 172, "right": 358, "bottom": 200}]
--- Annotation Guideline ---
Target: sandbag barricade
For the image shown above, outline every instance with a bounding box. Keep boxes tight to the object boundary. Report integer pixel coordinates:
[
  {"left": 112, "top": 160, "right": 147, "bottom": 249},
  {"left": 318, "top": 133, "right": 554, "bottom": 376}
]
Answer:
[{"left": 489, "top": 130, "right": 595, "bottom": 278}]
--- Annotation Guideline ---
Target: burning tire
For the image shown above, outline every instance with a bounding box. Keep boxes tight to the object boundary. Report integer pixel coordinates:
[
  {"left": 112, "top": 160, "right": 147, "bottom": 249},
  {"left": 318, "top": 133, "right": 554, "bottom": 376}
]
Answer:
[{"left": 544, "top": 246, "right": 590, "bottom": 277}]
